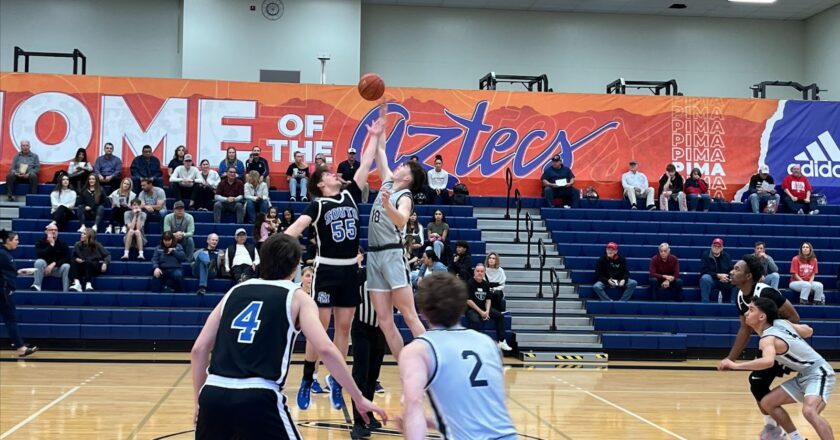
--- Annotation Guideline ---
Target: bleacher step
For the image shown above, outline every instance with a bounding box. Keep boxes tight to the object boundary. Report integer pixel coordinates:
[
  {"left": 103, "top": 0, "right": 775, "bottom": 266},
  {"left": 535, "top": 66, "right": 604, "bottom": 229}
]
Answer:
[
  {"left": 504, "top": 283, "right": 575, "bottom": 295},
  {"left": 480, "top": 230, "right": 552, "bottom": 242},
  {"left": 473, "top": 207, "right": 541, "bottom": 220},
  {"left": 496, "top": 255, "right": 563, "bottom": 268},
  {"left": 512, "top": 315, "right": 591, "bottom": 328},
  {"left": 514, "top": 331, "right": 602, "bottom": 347},
  {"left": 478, "top": 219, "right": 548, "bottom": 230},
  {"left": 482, "top": 243, "right": 558, "bottom": 256},
  {"left": 504, "top": 269, "right": 568, "bottom": 282},
  {"left": 519, "top": 351, "right": 609, "bottom": 363}
]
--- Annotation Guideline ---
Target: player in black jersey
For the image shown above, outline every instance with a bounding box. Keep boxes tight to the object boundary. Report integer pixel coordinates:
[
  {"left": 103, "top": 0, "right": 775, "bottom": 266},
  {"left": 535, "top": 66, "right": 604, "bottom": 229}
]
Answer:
[
  {"left": 191, "top": 233, "right": 386, "bottom": 440},
  {"left": 283, "top": 114, "right": 381, "bottom": 411},
  {"left": 719, "top": 254, "right": 801, "bottom": 440}
]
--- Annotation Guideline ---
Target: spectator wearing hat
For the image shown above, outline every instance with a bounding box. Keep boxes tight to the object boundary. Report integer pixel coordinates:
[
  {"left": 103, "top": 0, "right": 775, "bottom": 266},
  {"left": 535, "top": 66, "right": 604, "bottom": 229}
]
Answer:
[
  {"left": 621, "top": 160, "right": 655, "bottom": 210},
  {"left": 338, "top": 147, "right": 368, "bottom": 203},
  {"left": 592, "top": 242, "right": 636, "bottom": 301},
  {"left": 214, "top": 167, "right": 245, "bottom": 224},
  {"left": 541, "top": 155, "right": 580, "bottom": 208},
  {"left": 648, "top": 243, "right": 682, "bottom": 301},
  {"left": 448, "top": 240, "right": 472, "bottom": 281},
  {"left": 245, "top": 146, "right": 270, "bottom": 188},
  {"left": 225, "top": 228, "right": 259, "bottom": 284},
  {"left": 170, "top": 153, "right": 201, "bottom": 203},
  {"left": 427, "top": 155, "right": 452, "bottom": 205},
  {"left": 163, "top": 201, "right": 195, "bottom": 260},
  {"left": 781, "top": 164, "right": 818, "bottom": 215},
  {"left": 699, "top": 238, "right": 737, "bottom": 303},
  {"left": 746, "top": 165, "right": 780, "bottom": 214}
]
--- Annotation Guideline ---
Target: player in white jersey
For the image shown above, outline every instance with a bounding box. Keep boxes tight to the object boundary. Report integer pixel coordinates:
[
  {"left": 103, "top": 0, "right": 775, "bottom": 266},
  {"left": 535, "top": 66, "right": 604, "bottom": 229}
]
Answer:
[
  {"left": 721, "top": 297, "right": 835, "bottom": 440},
  {"left": 398, "top": 272, "right": 518, "bottom": 440}
]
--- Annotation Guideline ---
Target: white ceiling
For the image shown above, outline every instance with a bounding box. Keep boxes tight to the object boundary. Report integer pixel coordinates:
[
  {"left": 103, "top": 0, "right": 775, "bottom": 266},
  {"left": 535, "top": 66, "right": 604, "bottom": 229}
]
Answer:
[{"left": 362, "top": 0, "right": 840, "bottom": 20}]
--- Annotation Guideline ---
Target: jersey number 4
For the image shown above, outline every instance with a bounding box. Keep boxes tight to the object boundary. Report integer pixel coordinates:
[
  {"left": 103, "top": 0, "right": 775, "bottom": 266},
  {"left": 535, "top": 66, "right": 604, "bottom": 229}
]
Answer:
[
  {"left": 330, "top": 218, "right": 357, "bottom": 242},
  {"left": 232, "top": 301, "right": 263, "bottom": 344},
  {"left": 461, "top": 350, "right": 489, "bottom": 387}
]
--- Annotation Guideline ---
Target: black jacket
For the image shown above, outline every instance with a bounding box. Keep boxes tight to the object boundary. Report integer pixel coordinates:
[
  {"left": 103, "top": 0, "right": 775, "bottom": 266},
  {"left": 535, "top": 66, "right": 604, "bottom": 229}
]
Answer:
[
  {"left": 658, "top": 172, "right": 685, "bottom": 196},
  {"left": 35, "top": 237, "right": 71, "bottom": 266},
  {"left": 700, "top": 250, "right": 733, "bottom": 277},
  {"left": 595, "top": 254, "right": 630, "bottom": 284},
  {"left": 448, "top": 251, "right": 472, "bottom": 281}
]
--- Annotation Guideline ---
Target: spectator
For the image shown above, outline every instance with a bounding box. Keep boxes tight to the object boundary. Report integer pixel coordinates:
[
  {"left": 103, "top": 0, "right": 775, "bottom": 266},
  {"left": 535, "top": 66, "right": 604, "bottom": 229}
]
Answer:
[
  {"left": 465, "top": 264, "right": 512, "bottom": 351},
  {"left": 76, "top": 174, "right": 106, "bottom": 233},
  {"left": 657, "top": 164, "right": 687, "bottom": 212},
  {"left": 266, "top": 206, "right": 281, "bottom": 234},
  {"left": 192, "top": 159, "right": 220, "bottom": 211},
  {"left": 426, "top": 209, "right": 449, "bottom": 259},
  {"left": 485, "top": 252, "right": 507, "bottom": 311},
  {"left": 337, "top": 147, "right": 368, "bottom": 202},
  {"left": 593, "top": 242, "right": 637, "bottom": 301},
  {"left": 244, "top": 170, "right": 270, "bottom": 222},
  {"left": 225, "top": 228, "right": 259, "bottom": 284},
  {"left": 245, "top": 146, "right": 270, "bottom": 188},
  {"left": 151, "top": 231, "right": 186, "bottom": 293},
  {"left": 789, "top": 241, "right": 824, "bottom": 305},
  {"left": 167, "top": 145, "right": 186, "bottom": 177},
  {"left": 448, "top": 240, "right": 471, "bottom": 281},
  {"left": 753, "top": 241, "right": 780, "bottom": 289},
  {"left": 192, "top": 233, "right": 224, "bottom": 295},
  {"left": 0, "top": 230, "right": 39, "bottom": 357},
  {"left": 163, "top": 201, "right": 195, "bottom": 260},
  {"left": 93, "top": 142, "right": 122, "bottom": 195},
  {"left": 49, "top": 175, "right": 76, "bottom": 230},
  {"left": 137, "top": 178, "right": 167, "bottom": 224},
  {"left": 170, "top": 154, "right": 200, "bottom": 203},
  {"left": 699, "top": 238, "right": 737, "bottom": 303},
  {"left": 278, "top": 208, "right": 295, "bottom": 233},
  {"left": 621, "top": 160, "right": 655, "bottom": 210},
  {"left": 286, "top": 151, "right": 310, "bottom": 202},
  {"left": 648, "top": 243, "right": 682, "bottom": 301},
  {"left": 107, "top": 177, "right": 136, "bottom": 234},
  {"left": 122, "top": 199, "right": 147, "bottom": 261},
  {"left": 67, "top": 147, "right": 93, "bottom": 191},
  {"left": 218, "top": 147, "right": 245, "bottom": 180},
  {"left": 70, "top": 227, "right": 110, "bottom": 292},
  {"left": 427, "top": 154, "right": 451, "bottom": 205},
  {"left": 214, "top": 167, "right": 245, "bottom": 224},
  {"left": 253, "top": 212, "right": 271, "bottom": 250},
  {"left": 411, "top": 248, "right": 447, "bottom": 289},
  {"left": 541, "top": 154, "right": 580, "bottom": 208},
  {"left": 405, "top": 236, "right": 421, "bottom": 272},
  {"left": 130, "top": 144, "right": 163, "bottom": 189},
  {"left": 683, "top": 167, "right": 711, "bottom": 212},
  {"left": 312, "top": 153, "right": 327, "bottom": 172},
  {"left": 747, "top": 165, "right": 780, "bottom": 214},
  {"left": 5, "top": 139, "right": 39, "bottom": 201},
  {"left": 405, "top": 211, "right": 424, "bottom": 256},
  {"left": 32, "top": 222, "right": 71, "bottom": 292},
  {"left": 781, "top": 164, "right": 818, "bottom": 215}
]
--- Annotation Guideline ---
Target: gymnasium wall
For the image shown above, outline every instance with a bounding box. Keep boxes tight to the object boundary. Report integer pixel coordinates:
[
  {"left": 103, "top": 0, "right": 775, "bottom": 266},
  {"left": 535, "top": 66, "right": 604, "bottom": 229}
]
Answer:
[{"left": 805, "top": 4, "right": 840, "bottom": 102}]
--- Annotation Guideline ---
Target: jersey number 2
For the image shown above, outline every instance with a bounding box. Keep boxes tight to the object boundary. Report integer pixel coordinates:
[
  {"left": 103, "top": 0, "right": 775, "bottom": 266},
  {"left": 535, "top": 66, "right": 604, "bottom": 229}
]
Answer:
[
  {"left": 461, "top": 350, "right": 488, "bottom": 387},
  {"left": 232, "top": 301, "right": 263, "bottom": 344}
]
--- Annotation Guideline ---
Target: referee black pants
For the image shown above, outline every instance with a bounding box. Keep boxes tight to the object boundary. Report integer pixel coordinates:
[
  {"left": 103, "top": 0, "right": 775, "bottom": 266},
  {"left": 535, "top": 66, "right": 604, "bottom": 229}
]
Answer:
[{"left": 351, "top": 319, "right": 386, "bottom": 426}]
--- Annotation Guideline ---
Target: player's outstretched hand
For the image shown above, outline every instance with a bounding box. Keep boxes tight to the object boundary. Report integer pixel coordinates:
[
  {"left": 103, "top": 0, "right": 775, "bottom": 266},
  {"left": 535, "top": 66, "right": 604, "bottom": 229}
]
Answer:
[
  {"left": 354, "top": 397, "right": 388, "bottom": 425},
  {"left": 717, "top": 358, "right": 736, "bottom": 371},
  {"left": 366, "top": 118, "right": 385, "bottom": 137},
  {"left": 380, "top": 190, "right": 391, "bottom": 207}
]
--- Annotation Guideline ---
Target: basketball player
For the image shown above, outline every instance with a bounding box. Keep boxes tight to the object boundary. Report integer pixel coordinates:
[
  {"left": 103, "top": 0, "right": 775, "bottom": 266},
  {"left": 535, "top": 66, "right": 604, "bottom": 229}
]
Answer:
[
  {"left": 283, "top": 112, "right": 380, "bottom": 410},
  {"left": 720, "top": 254, "right": 801, "bottom": 440},
  {"left": 720, "top": 297, "right": 835, "bottom": 440},
  {"left": 398, "top": 272, "right": 517, "bottom": 440},
  {"left": 367, "top": 113, "right": 427, "bottom": 358},
  {"left": 191, "top": 234, "right": 387, "bottom": 440}
]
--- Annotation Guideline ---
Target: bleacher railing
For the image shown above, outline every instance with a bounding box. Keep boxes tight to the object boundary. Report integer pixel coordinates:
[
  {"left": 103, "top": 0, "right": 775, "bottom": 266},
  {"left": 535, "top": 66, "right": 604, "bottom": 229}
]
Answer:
[
  {"left": 504, "top": 168, "right": 513, "bottom": 219},
  {"left": 549, "top": 267, "right": 561, "bottom": 331},
  {"left": 537, "top": 238, "right": 546, "bottom": 299},
  {"left": 524, "top": 212, "right": 534, "bottom": 269},
  {"left": 513, "top": 189, "right": 522, "bottom": 243}
]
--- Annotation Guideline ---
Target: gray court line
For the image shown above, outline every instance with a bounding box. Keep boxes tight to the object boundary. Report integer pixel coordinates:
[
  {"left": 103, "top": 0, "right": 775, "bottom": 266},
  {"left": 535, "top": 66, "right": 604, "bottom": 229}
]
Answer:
[
  {"left": 125, "top": 366, "right": 191, "bottom": 440},
  {"left": 506, "top": 393, "right": 572, "bottom": 440}
]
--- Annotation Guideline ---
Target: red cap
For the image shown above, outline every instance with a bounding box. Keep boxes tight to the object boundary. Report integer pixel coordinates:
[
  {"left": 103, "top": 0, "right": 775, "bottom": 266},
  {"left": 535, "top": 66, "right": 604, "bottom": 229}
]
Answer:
[
  {"left": 606, "top": 242, "right": 618, "bottom": 250},
  {"left": 712, "top": 238, "right": 724, "bottom": 246}
]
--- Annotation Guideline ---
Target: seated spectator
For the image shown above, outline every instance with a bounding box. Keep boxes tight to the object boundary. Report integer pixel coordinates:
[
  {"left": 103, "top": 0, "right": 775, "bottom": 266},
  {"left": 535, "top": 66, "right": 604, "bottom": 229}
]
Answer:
[
  {"left": 465, "top": 264, "right": 512, "bottom": 351},
  {"left": 405, "top": 211, "right": 424, "bottom": 256},
  {"left": 648, "top": 243, "right": 682, "bottom": 301},
  {"left": 747, "top": 165, "right": 780, "bottom": 214},
  {"left": 405, "top": 236, "right": 421, "bottom": 272},
  {"left": 312, "top": 153, "right": 327, "bottom": 172},
  {"left": 621, "top": 160, "right": 655, "bottom": 210},
  {"left": 753, "top": 241, "right": 780, "bottom": 289},
  {"left": 6, "top": 139, "right": 39, "bottom": 201},
  {"left": 277, "top": 207, "right": 294, "bottom": 233},
  {"left": 447, "top": 240, "right": 471, "bottom": 281},
  {"left": 170, "top": 154, "right": 200, "bottom": 202},
  {"left": 167, "top": 145, "right": 186, "bottom": 178},
  {"left": 137, "top": 178, "right": 167, "bottom": 224},
  {"left": 151, "top": 231, "right": 186, "bottom": 293},
  {"left": 657, "top": 164, "right": 687, "bottom": 212},
  {"left": 193, "top": 159, "right": 220, "bottom": 212},
  {"left": 789, "top": 241, "right": 824, "bottom": 305},
  {"left": 76, "top": 174, "right": 105, "bottom": 232},
  {"left": 245, "top": 146, "right": 270, "bottom": 188},
  {"left": 93, "top": 142, "right": 122, "bottom": 195},
  {"left": 32, "top": 222, "right": 71, "bottom": 292},
  {"left": 485, "top": 252, "right": 507, "bottom": 311},
  {"left": 218, "top": 147, "right": 245, "bottom": 180},
  {"left": 253, "top": 213, "right": 271, "bottom": 250},
  {"left": 192, "top": 233, "right": 224, "bottom": 295},
  {"left": 683, "top": 168, "right": 711, "bottom": 212},
  {"left": 541, "top": 154, "right": 580, "bottom": 208},
  {"left": 107, "top": 177, "right": 136, "bottom": 234},
  {"left": 427, "top": 154, "right": 451, "bottom": 205},
  {"left": 781, "top": 164, "right": 818, "bottom": 215},
  {"left": 163, "top": 201, "right": 195, "bottom": 260},
  {"left": 265, "top": 206, "right": 281, "bottom": 234},
  {"left": 244, "top": 170, "right": 270, "bottom": 222},
  {"left": 50, "top": 175, "right": 77, "bottom": 230},
  {"left": 412, "top": 248, "right": 447, "bottom": 289},
  {"left": 122, "top": 199, "right": 147, "bottom": 261},
  {"left": 699, "top": 238, "right": 737, "bottom": 303},
  {"left": 130, "top": 144, "right": 163, "bottom": 190},
  {"left": 70, "top": 227, "right": 110, "bottom": 292},
  {"left": 426, "top": 209, "right": 449, "bottom": 260},
  {"left": 286, "top": 151, "right": 310, "bottom": 201},
  {"left": 593, "top": 242, "right": 637, "bottom": 301},
  {"left": 67, "top": 147, "right": 93, "bottom": 191},
  {"left": 226, "top": 228, "right": 259, "bottom": 284},
  {"left": 337, "top": 147, "right": 368, "bottom": 202},
  {"left": 214, "top": 167, "right": 245, "bottom": 224}
]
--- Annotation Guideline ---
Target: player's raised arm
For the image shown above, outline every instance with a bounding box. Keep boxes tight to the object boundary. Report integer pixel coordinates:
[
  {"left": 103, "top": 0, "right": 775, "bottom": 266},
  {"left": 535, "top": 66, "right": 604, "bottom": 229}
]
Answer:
[
  {"left": 282, "top": 214, "right": 313, "bottom": 239},
  {"left": 790, "top": 322, "right": 813, "bottom": 338},
  {"left": 400, "top": 340, "right": 432, "bottom": 440},
  {"left": 355, "top": 103, "right": 385, "bottom": 190},
  {"left": 374, "top": 104, "right": 393, "bottom": 183}
]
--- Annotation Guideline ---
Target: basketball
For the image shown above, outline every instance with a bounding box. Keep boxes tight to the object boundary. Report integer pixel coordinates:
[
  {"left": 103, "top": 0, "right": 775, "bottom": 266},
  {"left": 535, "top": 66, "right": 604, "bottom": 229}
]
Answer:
[{"left": 358, "top": 73, "right": 385, "bottom": 101}]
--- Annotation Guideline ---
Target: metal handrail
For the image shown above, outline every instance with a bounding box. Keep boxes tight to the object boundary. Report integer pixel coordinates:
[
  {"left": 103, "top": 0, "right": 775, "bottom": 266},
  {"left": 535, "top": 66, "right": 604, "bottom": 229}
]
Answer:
[
  {"left": 513, "top": 189, "right": 522, "bottom": 243},
  {"left": 549, "top": 267, "right": 561, "bottom": 331},
  {"left": 537, "top": 239, "right": 546, "bottom": 298},
  {"left": 524, "top": 212, "right": 534, "bottom": 269},
  {"left": 504, "top": 168, "right": 513, "bottom": 219}
]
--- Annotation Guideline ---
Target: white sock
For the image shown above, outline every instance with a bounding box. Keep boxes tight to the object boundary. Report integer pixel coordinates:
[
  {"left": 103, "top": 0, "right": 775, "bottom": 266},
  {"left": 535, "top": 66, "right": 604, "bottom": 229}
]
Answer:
[
  {"left": 764, "top": 415, "right": 778, "bottom": 427},
  {"left": 789, "top": 431, "right": 804, "bottom": 440},
  {"left": 312, "top": 373, "right": 319, "bottom": 381}
]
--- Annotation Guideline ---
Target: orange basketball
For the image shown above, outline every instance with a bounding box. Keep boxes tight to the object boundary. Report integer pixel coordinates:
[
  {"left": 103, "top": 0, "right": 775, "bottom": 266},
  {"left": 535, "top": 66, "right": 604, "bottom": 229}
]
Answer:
[{"left": 358, "top": 73, "right": 385, "bottom": 101}]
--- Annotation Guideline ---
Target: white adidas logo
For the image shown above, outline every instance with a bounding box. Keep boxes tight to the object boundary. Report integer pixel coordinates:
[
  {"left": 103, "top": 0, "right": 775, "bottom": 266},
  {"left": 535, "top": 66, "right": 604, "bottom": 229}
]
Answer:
[{"left": 789, "top": 130, "right": 840, "bottom": 178}]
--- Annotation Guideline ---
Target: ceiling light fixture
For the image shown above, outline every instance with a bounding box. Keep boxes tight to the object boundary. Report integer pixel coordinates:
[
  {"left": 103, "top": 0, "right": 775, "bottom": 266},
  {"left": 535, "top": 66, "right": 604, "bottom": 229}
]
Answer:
[{"left": 728, "top": 0, "right": 777, "bottom": 4}]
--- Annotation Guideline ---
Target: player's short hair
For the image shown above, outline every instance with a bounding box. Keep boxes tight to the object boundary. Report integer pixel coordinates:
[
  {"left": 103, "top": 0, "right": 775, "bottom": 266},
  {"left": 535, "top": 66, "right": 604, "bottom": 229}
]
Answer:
[
  {"left": 742, "top": 254, "right": 763, "bottom": 285},
  {"left": 259, "top": 234, "right": 302, "bottom": 280},
  {"left": 417, "top": 272, "right": 467, "bottom": 328},
  {"left": 751, "top": 297, "right": 778, "bottom": 324},
  {"left": 404, "top": 160, "right": 426, "bottom": 194},
  {"left": 307, "top": 165, "right": 329, "bottom": 197}
]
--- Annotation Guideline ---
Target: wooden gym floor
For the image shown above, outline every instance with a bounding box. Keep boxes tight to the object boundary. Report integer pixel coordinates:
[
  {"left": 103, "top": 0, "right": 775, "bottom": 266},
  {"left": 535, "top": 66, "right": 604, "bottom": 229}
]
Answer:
[{"left": 0, "top": 351, "right": 838, "bottom": 440}]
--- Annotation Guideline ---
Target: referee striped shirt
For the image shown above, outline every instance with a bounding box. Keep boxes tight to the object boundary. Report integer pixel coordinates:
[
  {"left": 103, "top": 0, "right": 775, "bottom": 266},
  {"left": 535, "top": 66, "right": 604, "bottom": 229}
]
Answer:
[{"left": 355, "top": 281, "right": 378, "bottom": 327}]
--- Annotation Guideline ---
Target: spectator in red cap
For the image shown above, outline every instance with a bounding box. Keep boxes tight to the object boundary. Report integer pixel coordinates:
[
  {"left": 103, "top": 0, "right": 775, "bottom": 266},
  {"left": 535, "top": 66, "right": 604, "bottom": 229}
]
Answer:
[
  {"left": 592, "top": 242, "right": 636, "bottom": 301},
  {"left": 541, "top": 155, "right": 580, "bottom": 208},
  {"left": 700, "top": 238, "right": 737, "bottom": 303}
]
